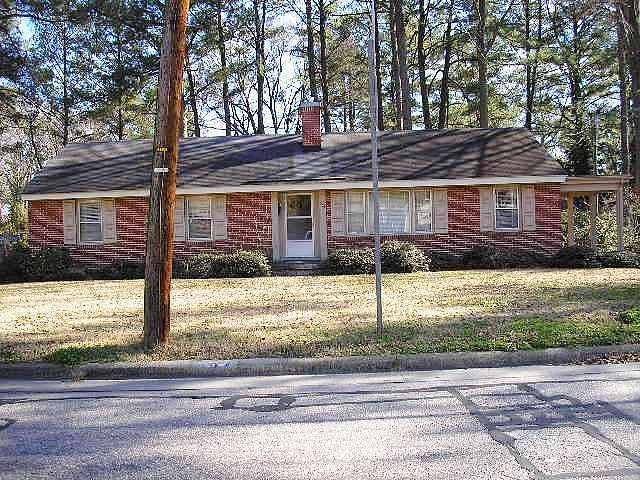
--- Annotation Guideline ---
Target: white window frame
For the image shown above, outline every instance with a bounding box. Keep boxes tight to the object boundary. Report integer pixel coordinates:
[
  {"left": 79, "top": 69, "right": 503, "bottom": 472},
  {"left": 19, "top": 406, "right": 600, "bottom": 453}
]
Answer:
[
  {"left": 343, "top": 189, "right": 435, "bottom": 235},
  {"left": 77, "top": 199, "right": 103, "bottom": 243},
  {"left": 187, "top": 196, "right": 213, "bottom": 241},
  {"left": 413, "top": 189, "right": 433, "bottom": 233},
  {"left": 345, "top": 191, "right": 367, "bottom": 234},
  {"left": 494, "top": 187, "right": 520, "bottom": 231}
]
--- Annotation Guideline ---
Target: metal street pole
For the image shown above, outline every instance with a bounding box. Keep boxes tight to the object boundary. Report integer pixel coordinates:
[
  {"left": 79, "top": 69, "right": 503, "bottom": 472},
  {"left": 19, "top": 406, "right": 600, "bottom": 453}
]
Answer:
[{"left": 368, "top": 1, "right": 383, "bottom": 335}]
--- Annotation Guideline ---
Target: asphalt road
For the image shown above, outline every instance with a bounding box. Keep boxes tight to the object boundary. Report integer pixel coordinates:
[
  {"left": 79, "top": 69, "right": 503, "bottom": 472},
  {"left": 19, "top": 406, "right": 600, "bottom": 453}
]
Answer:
[{"left": 2, "top": 363, "right": 640, "bottom": 479}]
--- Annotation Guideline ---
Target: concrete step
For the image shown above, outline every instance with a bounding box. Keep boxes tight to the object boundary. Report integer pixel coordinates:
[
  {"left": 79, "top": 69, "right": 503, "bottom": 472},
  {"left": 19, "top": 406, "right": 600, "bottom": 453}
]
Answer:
[{"left": 273, "top": 259, "right": 323, "bottom": 276}]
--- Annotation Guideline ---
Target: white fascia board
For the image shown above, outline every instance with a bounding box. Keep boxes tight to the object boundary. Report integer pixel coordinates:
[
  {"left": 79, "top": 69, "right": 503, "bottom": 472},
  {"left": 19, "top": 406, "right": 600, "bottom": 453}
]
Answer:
[{"left": 21, "top": 175, "right": 568, "bottom": 201}]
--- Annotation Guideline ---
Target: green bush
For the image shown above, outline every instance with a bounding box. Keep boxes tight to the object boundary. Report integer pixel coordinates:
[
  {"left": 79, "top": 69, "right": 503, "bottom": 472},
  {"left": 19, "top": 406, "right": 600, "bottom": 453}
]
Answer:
[
  {"left": 93, "top": 261, "right": 146, "bottom": 280},
  {"left": 430, "top": 252, "right": 465, "bottom": 271},
  {"left": 461, "top": 245, "right": 548, "bottom": 269},
  {"left": 31, "top": 248, "right": 74, "bottom": 280},
  {"left": 596, "top": 251, "right": 640, "bottom": 268},
  {"left": 381, "top": 241, "right": 430, "bottom": 273},
  {"left": 325, "top": 242, "right": 430, "bottom": 275},
  {"left": 0, "top": 243, "right": 34, "bottom": 282},
  {"left": 179, "top": 251, "right": 271, "bottom": 278},
  {"left": 619, "top": 308, "right": 640, "bottom": 325},
  {"left": 325, "top": 248, "right": 375, "bottom": 275},
  {"left": 551, "top": 246, "right": 601, "bottom": 268}
]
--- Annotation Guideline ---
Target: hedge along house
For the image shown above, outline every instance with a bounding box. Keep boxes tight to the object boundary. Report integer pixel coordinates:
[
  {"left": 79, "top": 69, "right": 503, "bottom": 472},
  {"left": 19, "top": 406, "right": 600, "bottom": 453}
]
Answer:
[{"left": 22, "top": 102, "right": 629, "bottom": 268}]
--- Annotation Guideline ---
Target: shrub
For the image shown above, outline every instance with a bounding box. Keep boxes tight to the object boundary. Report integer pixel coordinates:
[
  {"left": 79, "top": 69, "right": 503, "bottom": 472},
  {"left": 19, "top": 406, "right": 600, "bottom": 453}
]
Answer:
[
  {"left": 380, "top": 241, "right": 430, "bottom": 273},
  {"left": 180, "top": 251, "right": 271, "bottom": 278},
  {"left": 429, "top": 252, "right": 465, "bottom": 271},
  {"left": 596, "top": 251, "right": 640, "bottom": 268},
  {"left": 325, "top": 242, "right": 430, "bottom": 275},
  {"left": 460, "top": 245, "right": 547, "bottom": 269},
  {"left": 31, "top": 248, "right": 74, "bottom": 280},
  {"left": 0, "top": 243, "right": 34, "bottom": 282},
  {"left": 551, "top": 246, "right": 601, "bottom": 268},
  {"left": 92, "top": 261, "right": 146, "bottom": 280},
  {"left": 325, "top": 248, "right": 374, "bottom": 275},
  {"left": 619, "top": 308, "right": 640, "bottom": 325}
]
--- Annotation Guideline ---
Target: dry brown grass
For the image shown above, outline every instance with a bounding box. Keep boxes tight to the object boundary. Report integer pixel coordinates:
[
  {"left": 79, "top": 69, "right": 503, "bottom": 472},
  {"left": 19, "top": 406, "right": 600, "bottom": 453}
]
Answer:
[{"left": 1, "top": 268, "right": 639, "bottom": 364}]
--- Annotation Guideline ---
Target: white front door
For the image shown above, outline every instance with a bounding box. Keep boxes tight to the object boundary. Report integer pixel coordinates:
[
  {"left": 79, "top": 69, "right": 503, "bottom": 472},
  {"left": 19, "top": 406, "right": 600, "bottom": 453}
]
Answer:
[{"left": 286, "top": 193, "right": 314, "bottom": 258}]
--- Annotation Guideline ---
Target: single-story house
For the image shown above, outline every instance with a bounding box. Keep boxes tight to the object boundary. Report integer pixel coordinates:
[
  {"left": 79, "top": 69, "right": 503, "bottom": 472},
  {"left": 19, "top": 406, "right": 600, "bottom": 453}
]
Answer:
[{"left": 22, "top": 102, "right": 629, "bottom": 268}]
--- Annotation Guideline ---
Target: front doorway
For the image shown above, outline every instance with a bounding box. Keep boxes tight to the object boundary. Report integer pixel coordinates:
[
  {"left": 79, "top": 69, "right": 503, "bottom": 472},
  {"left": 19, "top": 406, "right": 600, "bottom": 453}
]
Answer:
[{"left": 286, "top": 193, "right": 314, "bottom": 257}]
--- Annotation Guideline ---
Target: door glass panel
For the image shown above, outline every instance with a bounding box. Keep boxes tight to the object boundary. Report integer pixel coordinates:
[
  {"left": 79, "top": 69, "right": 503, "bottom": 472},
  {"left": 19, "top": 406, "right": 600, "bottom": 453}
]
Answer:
[
  {"left": 287, "top": 195, "right": 311, "bottom": 217},
  {"left": 287, "top": 218, "right": 313, "bottom": 240}
]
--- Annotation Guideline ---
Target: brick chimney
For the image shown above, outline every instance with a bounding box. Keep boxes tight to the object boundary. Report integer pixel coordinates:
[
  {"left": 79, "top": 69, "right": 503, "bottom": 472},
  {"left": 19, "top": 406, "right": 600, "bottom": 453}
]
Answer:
[{"left": 300, "top": 101, "right": 322, "bottom": 149}]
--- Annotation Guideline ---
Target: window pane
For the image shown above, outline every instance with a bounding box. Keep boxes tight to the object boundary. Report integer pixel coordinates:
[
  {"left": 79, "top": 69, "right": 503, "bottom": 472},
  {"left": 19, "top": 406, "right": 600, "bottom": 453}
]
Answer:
[
  {"left": 415, "top": 191, "right": 432, "bottom": 232},
  {"left": 287, "top": 195, "right": 311, "bottom": 217},
  {"left": 287, "top": 218, "right": 313, "bottom": 240},
  {"left": 80, "top": 201, "right": 101, "bottom": 223},
  {"left": 496, "top": 209, "right": 518, "bottom": 229},
  {"left": 380, "top": 191, "right": 409, "bottom": 233},
  {"left": 189, "top": 219, "right": 212, "bottom": 239},
  {"left": 80, "top": 222, "right": 102, "bottom": 242},
  {"left": 347, "top": 192, "right": 366, "bottom": 233},
  {"left": 188, "top": 197, "right": 210, "bottom": 218},
  {"left": 496, "top": 190, "right": 517, "bottom": 209}
]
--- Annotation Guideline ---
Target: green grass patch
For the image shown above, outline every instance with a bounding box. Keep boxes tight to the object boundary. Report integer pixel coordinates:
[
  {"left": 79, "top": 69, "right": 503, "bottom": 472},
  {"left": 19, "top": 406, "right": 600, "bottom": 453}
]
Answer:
[{"left": 45, "top": 344, "right": 136, "bottom": 366}]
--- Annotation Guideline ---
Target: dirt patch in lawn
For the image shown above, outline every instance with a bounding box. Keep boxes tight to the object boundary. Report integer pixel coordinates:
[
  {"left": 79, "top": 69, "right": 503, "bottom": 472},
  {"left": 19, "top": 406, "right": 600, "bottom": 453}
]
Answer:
[{"left": 1, "top": 269, "right": 639, "bottom": 365}]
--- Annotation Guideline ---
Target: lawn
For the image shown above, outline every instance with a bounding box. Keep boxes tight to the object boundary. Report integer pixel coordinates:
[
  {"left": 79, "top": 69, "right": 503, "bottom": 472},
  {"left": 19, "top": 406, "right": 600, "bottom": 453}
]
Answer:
[{"left": 1, "top": 268, "right": 639, "bottom": 365}]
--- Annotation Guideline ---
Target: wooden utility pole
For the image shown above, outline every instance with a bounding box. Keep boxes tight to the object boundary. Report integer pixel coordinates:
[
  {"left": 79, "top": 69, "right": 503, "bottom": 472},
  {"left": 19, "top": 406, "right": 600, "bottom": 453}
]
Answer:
[{"left": 143, "top": 0, "right": 190, "bottom": 348}]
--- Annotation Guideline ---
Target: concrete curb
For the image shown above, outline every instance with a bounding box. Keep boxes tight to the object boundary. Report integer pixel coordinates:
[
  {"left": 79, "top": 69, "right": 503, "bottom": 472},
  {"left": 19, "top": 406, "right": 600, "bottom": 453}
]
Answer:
[{"left": 3, "top": 343, "right": 640, "bottom": 380}]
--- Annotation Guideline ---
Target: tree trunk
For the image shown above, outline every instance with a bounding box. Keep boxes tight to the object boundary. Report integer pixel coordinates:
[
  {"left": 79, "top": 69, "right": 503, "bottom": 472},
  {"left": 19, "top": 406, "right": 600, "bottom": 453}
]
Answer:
[
  {"left": 116, "top": 10, "right": 124, "bottom": 141},
  {"left": 253, "top": 0, "right": 265, "bottom": 134},
  {"left": 185, "top": 51, "right": 200, "bottom": 137},
  {"left": 618, "top": 11, "right": 629, "bottom": 174},
  {"left": 620, "top": 0, "right": 640, "bottom": 183},
  {"left": 418, "top": 0, "right": 432, "bottom": 129},
  {"left": 62, "top": 1, "right": 69, "bottom": 146},
  {"left": 319, "top": 0, "right": 331, "bottom": 132},
  {"left": 215, "top": 0, "right": 231, "bottom": 136},
  {"left": 393, "top": 0, "right": 411, "bottom": 129},
  {"left": 373, "top": 0, "right": 384, "bottom": 130},
  {"left": 388, "top": 0, "right": 402, "bottom": 130},
  {"left": 438, "top": 0, "right": 453, "bottom": 129},
  {"left": 477, "top": 0, "right": 489, "bottom": 128},
  {"left": 143, "top": 0, "right": 190, "bottom": 348},
  {"left": 305, "top": 0, "right": 318, "bottom": 100},
  {"left": 523, "top": 0, "right": 542, "bottom": 131}
]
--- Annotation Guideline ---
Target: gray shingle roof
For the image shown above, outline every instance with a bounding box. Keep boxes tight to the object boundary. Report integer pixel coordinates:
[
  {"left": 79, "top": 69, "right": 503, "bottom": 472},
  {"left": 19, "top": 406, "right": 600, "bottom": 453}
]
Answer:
[{"left": 23, "top": 128, "right": 566, "bottom": 195}]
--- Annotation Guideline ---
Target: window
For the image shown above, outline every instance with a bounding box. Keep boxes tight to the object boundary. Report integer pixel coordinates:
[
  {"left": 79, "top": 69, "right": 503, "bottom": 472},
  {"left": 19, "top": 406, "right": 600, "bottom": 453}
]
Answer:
[
  {"left": 187, "top": 196, "right": 212, "bottom": 240},
  {"left": 414, "top": 190, "right": 432, "bottom": 233},
  {"left": 495, "top": 188, "right": 519, "bottom": 230},
  {"left": 345, "top": 191, "right": 366, "bottom": 234},
  {"left": 344, "top": 190, "right": 431, "bottom": 235},
  {"left": 79, "top": 200, "right": 103, "bottom": 243},
  {"left": 377, "top": 191, "right": 409, "bottom": 234}
]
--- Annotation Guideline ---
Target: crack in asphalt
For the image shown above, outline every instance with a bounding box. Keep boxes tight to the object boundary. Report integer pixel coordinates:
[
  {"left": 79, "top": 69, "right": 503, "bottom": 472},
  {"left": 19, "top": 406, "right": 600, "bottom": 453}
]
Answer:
[{"left": 449, "top": 383, "right": 640, "bottom": 480}]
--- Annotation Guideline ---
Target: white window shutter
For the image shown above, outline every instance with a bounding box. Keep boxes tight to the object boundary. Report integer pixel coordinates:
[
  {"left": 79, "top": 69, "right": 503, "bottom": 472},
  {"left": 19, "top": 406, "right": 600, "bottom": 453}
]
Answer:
[
  {"left": 63, "top": 200, "right": 77, "bottom": 245},
  {"left": 212, "top": 194, "right": 227, "bottom": 240},
  {"left": 174, "top": 196, "right": 185, "bottom": 241},
  {"left": 479, "top": 187, "right": 495, "bottom": 232},
  {"left": 331, "top": 191, "right": 346, "bottom": 235},
  {"left": 521, "top": 185, "right": 536, "bottom": 231},
  {"left": 102, "top": 199, "right": 117, "bottom": 243},
  {"left": 432, "top": 189, "right": 449, "bottom": 234}
]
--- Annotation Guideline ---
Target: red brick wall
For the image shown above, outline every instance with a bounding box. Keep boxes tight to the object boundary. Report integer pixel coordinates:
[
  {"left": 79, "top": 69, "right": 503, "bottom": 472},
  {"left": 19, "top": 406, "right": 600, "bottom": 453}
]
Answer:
[
  {"left": 327, "top": 184, "right": 563, "bottom": 256},
  {"left": 28, "top": 192, "right": 273, "bottom": 267},
  {"left": 28, "top": 185, "right": 563, "bottom": 267}
]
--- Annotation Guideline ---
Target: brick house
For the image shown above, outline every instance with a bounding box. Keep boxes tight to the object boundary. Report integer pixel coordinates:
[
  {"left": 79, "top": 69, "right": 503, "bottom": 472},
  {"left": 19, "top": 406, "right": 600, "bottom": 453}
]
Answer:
[{"left": 22, "top": 102, "right": 629, "bottom": 268}]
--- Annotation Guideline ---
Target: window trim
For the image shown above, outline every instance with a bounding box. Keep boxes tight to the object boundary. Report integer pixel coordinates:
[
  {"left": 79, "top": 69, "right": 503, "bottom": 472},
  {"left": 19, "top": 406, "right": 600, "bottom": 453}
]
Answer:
[
  {"left": 77, "top": 199, "right": 104, "bottom": 244},
  {"left": 413, "top": 189, "right": 433, "bottom": 234},
  {"left": 187, "top": 196, "right": 213, "bottom": 241},
  {"left": 494, "top": 186, "right": 520, "bottom": 231},
  {"left": 342, "top": 189, "right": 434, "bottom": 236}
]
